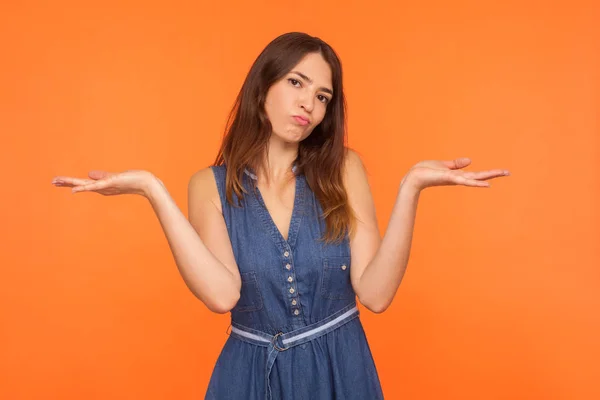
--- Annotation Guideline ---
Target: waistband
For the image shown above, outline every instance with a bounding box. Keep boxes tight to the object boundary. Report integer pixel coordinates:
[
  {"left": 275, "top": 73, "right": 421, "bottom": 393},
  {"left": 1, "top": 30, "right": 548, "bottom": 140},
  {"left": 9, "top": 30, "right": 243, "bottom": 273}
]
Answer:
[{"left": 227, "top": 302, "right": 360, "bottom": 400}]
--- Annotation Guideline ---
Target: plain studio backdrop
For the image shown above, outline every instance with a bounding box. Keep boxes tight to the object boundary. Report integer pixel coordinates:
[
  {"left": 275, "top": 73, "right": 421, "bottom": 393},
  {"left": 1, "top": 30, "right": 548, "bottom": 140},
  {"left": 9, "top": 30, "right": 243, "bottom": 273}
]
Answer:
[{"left": 1, "top": 1, "right": 598, "bottom": 399}]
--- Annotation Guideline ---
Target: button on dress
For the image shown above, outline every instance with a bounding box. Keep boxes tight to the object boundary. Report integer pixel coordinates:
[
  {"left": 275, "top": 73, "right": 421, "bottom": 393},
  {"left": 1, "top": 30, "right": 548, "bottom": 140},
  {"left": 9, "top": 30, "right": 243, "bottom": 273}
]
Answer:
[{"left": 205, "top": 164, "right": 384, "bottom": 400}]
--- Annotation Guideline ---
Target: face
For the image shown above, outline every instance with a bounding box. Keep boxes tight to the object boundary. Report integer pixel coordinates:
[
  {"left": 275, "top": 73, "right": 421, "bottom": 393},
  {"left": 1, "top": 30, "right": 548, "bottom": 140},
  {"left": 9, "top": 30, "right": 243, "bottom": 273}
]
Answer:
[{"left": 264, "top": 52, "right": 333, "bottom": 144}]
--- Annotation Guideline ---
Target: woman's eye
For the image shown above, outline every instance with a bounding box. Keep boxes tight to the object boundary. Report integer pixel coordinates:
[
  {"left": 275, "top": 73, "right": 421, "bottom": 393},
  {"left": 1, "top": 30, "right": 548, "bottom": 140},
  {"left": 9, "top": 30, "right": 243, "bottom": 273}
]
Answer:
[{"left": 289, "top": 78, "right": 329, "bottom": 104}]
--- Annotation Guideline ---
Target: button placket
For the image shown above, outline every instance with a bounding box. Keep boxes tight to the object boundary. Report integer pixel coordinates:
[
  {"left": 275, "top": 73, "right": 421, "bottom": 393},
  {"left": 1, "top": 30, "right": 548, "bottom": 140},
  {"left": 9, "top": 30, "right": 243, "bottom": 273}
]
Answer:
[{"left": 284, "top": 248, "right": 300, "bottom": 317}]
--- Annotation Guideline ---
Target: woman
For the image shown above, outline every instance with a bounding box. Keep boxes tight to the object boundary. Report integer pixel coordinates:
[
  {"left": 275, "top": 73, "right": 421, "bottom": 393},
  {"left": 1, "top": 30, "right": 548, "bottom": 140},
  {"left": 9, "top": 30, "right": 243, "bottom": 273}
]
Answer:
[{"left": 52, "top": 32, "right": 510, "bottom": 399}]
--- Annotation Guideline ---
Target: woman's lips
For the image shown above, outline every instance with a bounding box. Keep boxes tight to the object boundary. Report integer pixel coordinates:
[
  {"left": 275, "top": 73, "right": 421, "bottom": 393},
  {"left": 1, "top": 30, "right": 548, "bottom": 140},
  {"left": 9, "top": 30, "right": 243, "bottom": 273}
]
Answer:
[{"left": 292, "top": 116, "right": 309, "bottom": 126}]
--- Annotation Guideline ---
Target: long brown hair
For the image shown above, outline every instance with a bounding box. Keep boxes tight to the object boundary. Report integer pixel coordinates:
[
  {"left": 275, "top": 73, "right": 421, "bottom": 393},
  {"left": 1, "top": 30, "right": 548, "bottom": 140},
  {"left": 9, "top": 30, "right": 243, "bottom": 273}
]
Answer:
[{"left": 212, "top": 32, "right": 356, "bottom": 244}]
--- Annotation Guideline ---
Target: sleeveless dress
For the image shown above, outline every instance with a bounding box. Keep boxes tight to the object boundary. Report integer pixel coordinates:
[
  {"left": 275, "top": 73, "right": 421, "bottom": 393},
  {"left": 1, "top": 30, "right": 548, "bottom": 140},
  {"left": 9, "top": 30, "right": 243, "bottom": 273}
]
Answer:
[{"left": 205, "top": 164, "right": 384, "bottom": 400}]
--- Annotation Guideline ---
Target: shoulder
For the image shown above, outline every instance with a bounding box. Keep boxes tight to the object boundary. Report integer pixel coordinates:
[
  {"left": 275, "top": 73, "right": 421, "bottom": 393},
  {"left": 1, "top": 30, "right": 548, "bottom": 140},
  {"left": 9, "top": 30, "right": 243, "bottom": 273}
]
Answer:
[
  {"left": 188, "top": 166, "right": 222, "bottom": 214},
  {"left": 346, "top": 147, "right": 361, "bottom": 161},
  {"left": 343, "top": 147, "right": 368, "bottom": 183}
]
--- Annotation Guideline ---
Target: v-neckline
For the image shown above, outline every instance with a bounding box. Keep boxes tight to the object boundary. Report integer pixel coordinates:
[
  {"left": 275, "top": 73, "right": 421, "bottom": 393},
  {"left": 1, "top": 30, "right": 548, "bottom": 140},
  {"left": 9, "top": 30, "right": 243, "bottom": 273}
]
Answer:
[{"left": 251, "top": 173, "right": 304, "bottom": 247}]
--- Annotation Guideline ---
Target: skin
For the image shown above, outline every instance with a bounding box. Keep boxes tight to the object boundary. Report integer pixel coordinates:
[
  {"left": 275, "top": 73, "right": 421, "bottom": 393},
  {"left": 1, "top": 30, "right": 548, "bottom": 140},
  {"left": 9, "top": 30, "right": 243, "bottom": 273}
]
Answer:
[
  {"left": 259, "top": 51, "right": 333, "bottom": 186},
  {"left": 51, "top": 51, "right": 511, "bottom": 314},
  {"left": 253, "top": 52, "right": 334, "bottom": 240}
]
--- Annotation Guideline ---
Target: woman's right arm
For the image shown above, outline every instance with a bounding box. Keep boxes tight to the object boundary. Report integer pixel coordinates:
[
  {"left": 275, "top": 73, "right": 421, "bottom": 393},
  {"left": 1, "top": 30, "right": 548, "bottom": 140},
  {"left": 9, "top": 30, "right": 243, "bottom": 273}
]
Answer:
[{"left": 145, "top": 168, "right": 241, "bottom": 314}]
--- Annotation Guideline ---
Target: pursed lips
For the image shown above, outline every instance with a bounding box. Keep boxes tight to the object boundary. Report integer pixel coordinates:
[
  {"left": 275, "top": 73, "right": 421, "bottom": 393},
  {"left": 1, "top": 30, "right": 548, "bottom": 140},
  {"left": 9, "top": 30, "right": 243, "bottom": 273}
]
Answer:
[{"left": 292, "top": 115, "right": 310, "bottom": 125}]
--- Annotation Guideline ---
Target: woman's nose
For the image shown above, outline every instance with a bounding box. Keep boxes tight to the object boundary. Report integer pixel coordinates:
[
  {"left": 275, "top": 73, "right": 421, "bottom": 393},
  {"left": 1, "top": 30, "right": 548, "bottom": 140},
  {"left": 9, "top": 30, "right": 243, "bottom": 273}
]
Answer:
[{"left": 299, "top": 95, "right": 314, "bottom": 113}]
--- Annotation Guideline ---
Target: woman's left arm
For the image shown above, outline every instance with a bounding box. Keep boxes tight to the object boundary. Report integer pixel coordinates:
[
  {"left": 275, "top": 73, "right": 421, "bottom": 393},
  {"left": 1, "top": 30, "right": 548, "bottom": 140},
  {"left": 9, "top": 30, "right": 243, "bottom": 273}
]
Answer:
[{"left": 346, "top": 150, "right": 510, "bottom": 313}]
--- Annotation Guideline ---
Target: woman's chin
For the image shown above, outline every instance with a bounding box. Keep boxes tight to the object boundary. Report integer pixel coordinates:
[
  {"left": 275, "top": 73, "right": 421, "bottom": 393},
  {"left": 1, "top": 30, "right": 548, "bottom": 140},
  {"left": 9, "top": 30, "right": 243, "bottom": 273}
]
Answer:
[{"left": 271, "top": 129, "right": 308, "bottom": 144}]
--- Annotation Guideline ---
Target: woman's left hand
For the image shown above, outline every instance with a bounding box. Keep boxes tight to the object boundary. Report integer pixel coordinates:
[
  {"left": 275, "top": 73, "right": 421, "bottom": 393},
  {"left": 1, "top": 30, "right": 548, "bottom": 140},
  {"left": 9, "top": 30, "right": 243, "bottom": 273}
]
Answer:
[{"left": 402, "top": 157, "right": 510, "bottom": 191}]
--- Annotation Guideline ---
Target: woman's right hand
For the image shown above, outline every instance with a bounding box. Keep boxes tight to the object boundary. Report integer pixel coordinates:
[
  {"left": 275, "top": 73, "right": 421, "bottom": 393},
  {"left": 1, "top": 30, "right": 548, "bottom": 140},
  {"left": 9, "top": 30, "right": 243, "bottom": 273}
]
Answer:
[{"left": 51, "top": 169, "right": 160, "bottom": 197}]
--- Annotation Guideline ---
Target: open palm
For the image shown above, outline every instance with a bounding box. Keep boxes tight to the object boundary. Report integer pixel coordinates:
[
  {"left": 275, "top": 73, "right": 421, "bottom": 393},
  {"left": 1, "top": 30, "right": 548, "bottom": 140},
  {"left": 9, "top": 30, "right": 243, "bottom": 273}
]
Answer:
[
  {"left": 51, "top": 169, "right": 156, "bottom": 196},
  {"left": 405, "top": 158, "right": 510, "bottom": 190}
]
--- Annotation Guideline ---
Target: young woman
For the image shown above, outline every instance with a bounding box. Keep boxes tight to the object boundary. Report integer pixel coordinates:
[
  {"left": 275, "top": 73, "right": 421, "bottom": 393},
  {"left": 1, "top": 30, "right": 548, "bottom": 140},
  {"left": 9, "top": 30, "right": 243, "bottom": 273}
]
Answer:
[{"left": 52, "top": 32, "right": 510, "bottom": 399}]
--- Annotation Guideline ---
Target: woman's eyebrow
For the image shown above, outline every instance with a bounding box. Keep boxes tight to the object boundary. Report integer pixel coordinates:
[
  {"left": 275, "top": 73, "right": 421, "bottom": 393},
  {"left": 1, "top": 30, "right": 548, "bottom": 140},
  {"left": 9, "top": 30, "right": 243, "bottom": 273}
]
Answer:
[{"left": 290, "top": 71, "right": 333, "bottom": 95}]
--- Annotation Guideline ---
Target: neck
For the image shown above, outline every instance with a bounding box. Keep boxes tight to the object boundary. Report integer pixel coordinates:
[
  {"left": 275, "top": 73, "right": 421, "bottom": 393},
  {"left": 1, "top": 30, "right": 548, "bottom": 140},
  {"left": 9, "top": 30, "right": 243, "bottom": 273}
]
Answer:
[{"left": 257, "top": 137, "right": 299, "bottom": 186}]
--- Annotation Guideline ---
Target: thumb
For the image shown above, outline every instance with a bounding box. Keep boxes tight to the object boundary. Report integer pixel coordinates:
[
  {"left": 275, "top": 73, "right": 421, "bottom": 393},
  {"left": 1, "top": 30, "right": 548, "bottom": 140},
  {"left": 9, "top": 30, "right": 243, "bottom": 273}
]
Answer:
[
  {"left": 88, "top": 170, "right": 112, "bottom": 180},
  {"left": 444, "top": 157, "right": 471, "bottom": 170}
]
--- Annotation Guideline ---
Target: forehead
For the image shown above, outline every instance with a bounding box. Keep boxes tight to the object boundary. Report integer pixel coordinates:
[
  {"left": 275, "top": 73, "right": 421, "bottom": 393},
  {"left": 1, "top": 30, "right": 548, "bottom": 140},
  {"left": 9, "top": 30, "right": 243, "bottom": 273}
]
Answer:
[{"left": 291, "top": 53, "right": 332, "bottom": 86}]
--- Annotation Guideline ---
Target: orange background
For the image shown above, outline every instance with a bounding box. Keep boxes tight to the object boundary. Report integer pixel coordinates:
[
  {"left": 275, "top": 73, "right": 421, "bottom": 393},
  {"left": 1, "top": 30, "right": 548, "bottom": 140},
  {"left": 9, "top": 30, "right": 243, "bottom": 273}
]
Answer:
[{"left": 1, "top": 1, "right": 599, "bottom": 399}]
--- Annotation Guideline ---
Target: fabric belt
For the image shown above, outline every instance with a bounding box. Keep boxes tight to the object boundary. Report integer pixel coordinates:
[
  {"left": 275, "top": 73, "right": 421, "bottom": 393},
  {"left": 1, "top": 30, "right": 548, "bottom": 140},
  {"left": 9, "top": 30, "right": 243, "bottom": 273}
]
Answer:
[{"left": 227, "top": 302, "right": 360, "bottom": 400}]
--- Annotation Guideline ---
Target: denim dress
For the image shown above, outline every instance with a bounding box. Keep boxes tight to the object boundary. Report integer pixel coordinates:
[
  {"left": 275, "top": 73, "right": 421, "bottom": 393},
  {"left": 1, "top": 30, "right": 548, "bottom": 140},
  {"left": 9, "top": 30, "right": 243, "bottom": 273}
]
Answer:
[{"left": 205, "top": 164, "right": 384, "bottom": 400}]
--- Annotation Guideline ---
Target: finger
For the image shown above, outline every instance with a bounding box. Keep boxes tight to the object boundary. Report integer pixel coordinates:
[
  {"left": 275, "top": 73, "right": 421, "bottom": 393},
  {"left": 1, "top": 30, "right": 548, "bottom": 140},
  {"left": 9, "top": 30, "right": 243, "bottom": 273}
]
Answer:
[
  {"left": 72, "top": 179, "right": 112, "bottom": 193},
  {"left": 88, "top": 170, "right": 112, "bottom": 180},
  {"left": 52, "top": 177, "right": 95, "bottom": 187},
  {"left": 462, "top": 169, "right": 510, "bottom": 180},
  {"left": 452, "top": 174, "right": 490, "bottom": 187},
  {"left": 441, "top": 157, "right": 471, "bottom": 170}
]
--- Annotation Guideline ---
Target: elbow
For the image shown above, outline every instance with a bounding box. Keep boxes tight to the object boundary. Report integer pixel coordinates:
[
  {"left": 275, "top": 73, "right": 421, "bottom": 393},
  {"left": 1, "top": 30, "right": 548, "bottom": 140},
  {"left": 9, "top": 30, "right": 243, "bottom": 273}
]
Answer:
[
  {"left": 208, "top": 302, "right": 230, "bottom": 315},
  {"left": 370, "top": 303, "right": 390, "bottom": 314},
  {"left": 213, "top": 292, "right": 240, "bottom": 314},
  {"left": 366, "top": 301, "right": 390, "bottom": 314},
  {"left": 358, "top": 294, "right": 391, "bottom": 314},
  {"left": 207, "top": 290, "right": 240, "bottom": 315}
]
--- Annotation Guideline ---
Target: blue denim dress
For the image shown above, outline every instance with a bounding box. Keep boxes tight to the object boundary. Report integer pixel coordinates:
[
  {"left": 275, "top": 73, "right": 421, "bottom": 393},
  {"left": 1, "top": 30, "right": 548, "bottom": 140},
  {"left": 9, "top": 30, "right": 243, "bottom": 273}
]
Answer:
[{"left": 206, "top": 164, "right": 384, "bottom": 400}]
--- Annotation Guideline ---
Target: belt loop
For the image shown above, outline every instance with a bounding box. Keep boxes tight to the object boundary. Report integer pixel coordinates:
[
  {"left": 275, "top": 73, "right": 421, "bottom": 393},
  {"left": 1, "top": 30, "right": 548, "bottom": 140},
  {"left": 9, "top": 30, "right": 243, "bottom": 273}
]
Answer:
[{"left": 271, "top": 332, "right": 288, "bottom": 351}]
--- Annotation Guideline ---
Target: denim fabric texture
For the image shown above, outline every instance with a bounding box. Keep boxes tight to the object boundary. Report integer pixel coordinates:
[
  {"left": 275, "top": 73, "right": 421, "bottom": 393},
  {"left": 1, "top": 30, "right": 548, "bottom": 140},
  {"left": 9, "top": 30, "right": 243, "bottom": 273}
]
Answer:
[{"left": 205, "top": 164, "right": 384, "bottom": 400}]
